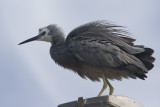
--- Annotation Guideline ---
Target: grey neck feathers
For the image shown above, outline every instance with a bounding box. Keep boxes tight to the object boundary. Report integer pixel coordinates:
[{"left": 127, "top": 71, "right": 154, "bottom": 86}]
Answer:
[
  {"left": 51, "top": 35, "right": 65, "bottom": 47},
  {"left": 50, "top": 38, "right": 79, "bottom": 69}
]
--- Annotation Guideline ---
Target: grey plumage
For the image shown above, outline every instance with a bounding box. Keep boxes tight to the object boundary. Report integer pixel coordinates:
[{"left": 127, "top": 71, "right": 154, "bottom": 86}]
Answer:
[{"left": 19, "top": 20, "right": 155, "bottom": 95}]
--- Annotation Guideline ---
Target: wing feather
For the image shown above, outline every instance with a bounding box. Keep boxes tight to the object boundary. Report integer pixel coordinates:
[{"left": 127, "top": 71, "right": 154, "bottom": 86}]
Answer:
[
  {"left": 65, "top": 21, "right": 149, "bottom": 79},
  {"left": 67, "top": 34, "right": 147, "bottom": 73}
]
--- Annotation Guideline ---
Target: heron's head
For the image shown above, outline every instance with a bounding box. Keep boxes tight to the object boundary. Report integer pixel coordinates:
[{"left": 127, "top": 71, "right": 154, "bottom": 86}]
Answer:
[{"left": 18, "top": 24, "right": 64, "bottom": 45}]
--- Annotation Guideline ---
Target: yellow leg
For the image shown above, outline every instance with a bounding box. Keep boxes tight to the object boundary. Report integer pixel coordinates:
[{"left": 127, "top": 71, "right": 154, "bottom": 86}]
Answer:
[
  {"left": 98, "top": 75, "right": 107, "bottom": 96},
  {"left": 106, "top": 79, "right": 114, "bottom": 95}
]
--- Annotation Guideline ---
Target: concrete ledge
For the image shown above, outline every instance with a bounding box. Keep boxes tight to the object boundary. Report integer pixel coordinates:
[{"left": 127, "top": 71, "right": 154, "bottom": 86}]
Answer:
[{"left": 58, "top": 95, "right": 143, "bottom": 107}]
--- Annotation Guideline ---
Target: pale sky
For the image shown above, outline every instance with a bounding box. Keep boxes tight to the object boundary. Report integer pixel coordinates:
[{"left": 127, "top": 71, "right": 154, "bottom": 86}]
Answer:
[{"left": 0, "top": 0, "right": 160, "bottom": 107}]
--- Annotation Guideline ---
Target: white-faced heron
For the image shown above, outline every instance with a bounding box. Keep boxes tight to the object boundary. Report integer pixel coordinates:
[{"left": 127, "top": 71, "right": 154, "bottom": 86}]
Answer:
[{"left": 19, "top": 21, "right": 155, "bottom": 96}]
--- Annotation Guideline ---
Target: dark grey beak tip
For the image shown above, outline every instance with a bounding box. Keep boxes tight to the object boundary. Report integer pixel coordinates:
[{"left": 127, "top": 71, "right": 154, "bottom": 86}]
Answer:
[
  {"left": 18, "top": 34, "right": 41, "bottom": 46},
  {"left": 18, "top": 43, "right": 22, "bottom": 45},
  {"left": 18, "top": 41, "right": 28, "bottom": 45}
]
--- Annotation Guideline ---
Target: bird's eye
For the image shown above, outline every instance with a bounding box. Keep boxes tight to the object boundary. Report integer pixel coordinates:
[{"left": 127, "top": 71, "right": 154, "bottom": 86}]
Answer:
[{"left": 41, "top": 31, "right": 46, "bottom": 35}]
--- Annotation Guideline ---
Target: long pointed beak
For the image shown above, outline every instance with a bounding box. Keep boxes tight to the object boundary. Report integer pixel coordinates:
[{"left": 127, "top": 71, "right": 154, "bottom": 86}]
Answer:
[{"left": 18, "top": 34, "right": 41, "bottom": 45}]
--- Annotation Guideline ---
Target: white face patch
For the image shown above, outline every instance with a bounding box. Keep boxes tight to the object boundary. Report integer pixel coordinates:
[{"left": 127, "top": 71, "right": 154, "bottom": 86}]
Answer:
[{"left": 38, "top": 28, "right": 52, "bottom": 43}]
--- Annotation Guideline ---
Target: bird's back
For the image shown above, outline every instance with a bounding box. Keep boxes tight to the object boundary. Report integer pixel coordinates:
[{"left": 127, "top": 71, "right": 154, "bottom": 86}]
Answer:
[{"left": 66, "top": 21, "right": 134, "bottom": 45}]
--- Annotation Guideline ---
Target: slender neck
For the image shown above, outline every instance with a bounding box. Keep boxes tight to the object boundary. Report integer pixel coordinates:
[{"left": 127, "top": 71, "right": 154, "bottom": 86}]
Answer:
[
  {"left": 50, "top": 35, "right": 66, "bottom": 63},
  {"left": 51, "top": 35, "right": 65, "bottom": 46},
  {"left": 50, "top": 38, "right": 79, "bottom": 69}
]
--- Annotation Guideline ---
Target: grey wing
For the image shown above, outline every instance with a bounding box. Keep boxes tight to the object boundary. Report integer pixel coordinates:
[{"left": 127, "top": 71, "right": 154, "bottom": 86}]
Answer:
[
  {"left": 66, "top": 34, "right": 148, "bottom": 79},
  {"left": 65, "top": 21, "right": 151, "bottom": 79}
]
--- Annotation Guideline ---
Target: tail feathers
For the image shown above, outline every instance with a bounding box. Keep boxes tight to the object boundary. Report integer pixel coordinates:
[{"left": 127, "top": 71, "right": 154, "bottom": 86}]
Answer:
[
  {"left": 135, "top": 72, "right": 147, "bottom": 80},
  {"left": 135, "top": 48, "right": 154, "bottom": 56},
  {"left": 142, "top": 61, "right": 154, "bottom": 70},
  {"left": 135, "top": 48, "right": 155, "bottom": 70},
  {"left": 125, "top": 65, "right": 147, "bottom": 80}
]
